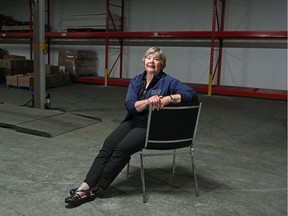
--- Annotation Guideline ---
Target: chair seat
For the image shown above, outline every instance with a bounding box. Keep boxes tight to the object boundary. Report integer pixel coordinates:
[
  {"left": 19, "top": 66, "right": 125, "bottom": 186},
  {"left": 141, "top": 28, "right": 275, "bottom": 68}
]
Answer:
[{"left": 145, "top": 140, "right": 193, "bottom": 150}]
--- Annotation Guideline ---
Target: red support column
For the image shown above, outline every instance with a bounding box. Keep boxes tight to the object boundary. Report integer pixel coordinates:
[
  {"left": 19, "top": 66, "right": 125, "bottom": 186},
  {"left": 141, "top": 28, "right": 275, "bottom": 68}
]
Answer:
[
  {"left": 105, "top": 0, "right": 109, "bottom": 86},
  {"left": 216, "top": 0, "right": 226, "bottom": 85},
  {"left": 29, "top": 0, "right": 33, "bottom": 60},
  {"left": 105, "top": 0, "right": 124, "bottom": 82},
  {"left": 119, "top": 0, "right": 124, "bottom": 78},
  {"left": 47, "top": 0, "right": 50, "bottom": 64},
  {"left": 208, "top": 0, "right": 217, "bottom": 96}
]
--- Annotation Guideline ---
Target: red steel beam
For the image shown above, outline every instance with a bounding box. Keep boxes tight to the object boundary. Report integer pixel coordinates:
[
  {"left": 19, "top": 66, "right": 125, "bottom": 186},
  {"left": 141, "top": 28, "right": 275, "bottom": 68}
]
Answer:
[
  {"left": 0, "top": 32, "right": 32, "bottom": 38},
  {"left": 210, "top": 87, "right": 288, "bottom": 100},
  {"left": 71, "top": 76, "right": 130, "bottom": 87},
  {"left": 216, "top": 31, "right": 287, "bottom": 39},
  {"left": 71, "top": 77, "right": 287, "bottom": 101},
  {"left": 1, "top": 31, "right": 287, "bottom": 39}
]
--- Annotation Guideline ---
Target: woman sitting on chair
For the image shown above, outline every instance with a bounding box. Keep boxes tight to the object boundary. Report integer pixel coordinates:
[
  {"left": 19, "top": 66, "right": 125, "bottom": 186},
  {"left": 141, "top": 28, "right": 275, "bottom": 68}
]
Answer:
[{"left": 65, "top": 46, "right": 198, "bottom": 206}]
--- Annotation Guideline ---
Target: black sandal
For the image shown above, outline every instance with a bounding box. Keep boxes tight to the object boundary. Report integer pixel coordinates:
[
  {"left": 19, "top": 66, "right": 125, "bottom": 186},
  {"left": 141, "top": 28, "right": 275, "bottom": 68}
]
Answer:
[
  {"left": 65, "top": 189, "right": 95, "bottom": 206},
  {"left": 69, "top": 187, "right": 99, "bottom": 196}
]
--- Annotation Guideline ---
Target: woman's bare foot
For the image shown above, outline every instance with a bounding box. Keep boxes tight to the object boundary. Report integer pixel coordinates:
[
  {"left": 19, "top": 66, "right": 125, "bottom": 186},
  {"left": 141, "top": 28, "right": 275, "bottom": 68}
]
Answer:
[
  {"left": 75, "top": 182, "right": 91, "bottom": 197},
  {"left": 69, "top": 183, "right": 101, "bottom": 196}
]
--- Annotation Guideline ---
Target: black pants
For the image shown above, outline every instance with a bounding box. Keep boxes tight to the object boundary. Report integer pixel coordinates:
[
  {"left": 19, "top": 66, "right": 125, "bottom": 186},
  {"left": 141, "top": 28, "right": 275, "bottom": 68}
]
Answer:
[{"left": 84, "top": 119, "right": 146, "bottom": 189}]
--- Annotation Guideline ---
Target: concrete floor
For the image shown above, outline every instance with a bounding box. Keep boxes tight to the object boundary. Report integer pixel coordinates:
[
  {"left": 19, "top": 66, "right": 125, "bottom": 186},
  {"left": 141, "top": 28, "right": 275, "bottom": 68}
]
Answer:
[{"left": 0, "top": 82, "right": 287, "bottom": 216}]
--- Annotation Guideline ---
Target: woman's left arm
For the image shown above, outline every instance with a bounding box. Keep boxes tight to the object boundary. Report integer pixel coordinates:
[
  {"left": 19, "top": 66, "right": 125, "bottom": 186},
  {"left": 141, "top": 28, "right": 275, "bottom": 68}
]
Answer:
[
  {"left": 172, "top": 79, "right": 198, "bottom": 104},
  {"left": 160, "top": 78, "right": 198, "bottom": 108},
  {"left": 160, "top": 94, "right": 181, "bottom": 109}
]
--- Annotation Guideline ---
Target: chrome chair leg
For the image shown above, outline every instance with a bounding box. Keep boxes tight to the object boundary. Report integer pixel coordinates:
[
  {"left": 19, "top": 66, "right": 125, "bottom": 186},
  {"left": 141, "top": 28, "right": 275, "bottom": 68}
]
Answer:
[
  {"left": 126, "top": 160, "right": 130, "bottom": 178},
  {"left": 190, "top": 146, "right": 199, "bottom": 196},
  {"left": 172, "top": 149, "right": 176, "bottom": 175},
  {"left": 140, "top": 151, "right": 147, "bottom": 203}
]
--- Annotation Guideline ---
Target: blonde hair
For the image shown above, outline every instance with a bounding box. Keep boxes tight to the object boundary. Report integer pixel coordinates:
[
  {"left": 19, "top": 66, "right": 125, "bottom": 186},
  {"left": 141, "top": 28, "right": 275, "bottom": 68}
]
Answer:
[{"left": 141, "top": 47, "right": 166, "bottom": 70}]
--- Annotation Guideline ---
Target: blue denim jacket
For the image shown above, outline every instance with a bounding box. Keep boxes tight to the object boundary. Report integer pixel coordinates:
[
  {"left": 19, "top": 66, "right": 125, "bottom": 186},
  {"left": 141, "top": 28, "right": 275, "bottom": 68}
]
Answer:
[{"left": 123, "top": 71, "right": 198, "bottom": 123}]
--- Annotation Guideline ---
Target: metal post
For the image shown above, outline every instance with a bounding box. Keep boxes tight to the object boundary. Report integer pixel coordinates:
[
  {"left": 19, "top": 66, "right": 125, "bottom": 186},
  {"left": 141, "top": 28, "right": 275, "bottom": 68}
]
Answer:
[{"left": 33, "top": 0, "right": 46, "bottom": 109}]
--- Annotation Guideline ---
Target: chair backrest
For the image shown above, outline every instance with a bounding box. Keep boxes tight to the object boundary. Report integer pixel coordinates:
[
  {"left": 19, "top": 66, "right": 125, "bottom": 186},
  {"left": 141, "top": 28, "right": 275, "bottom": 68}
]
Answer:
[{"left": 145, "top": 102, "right": 202, "bottom": 150}]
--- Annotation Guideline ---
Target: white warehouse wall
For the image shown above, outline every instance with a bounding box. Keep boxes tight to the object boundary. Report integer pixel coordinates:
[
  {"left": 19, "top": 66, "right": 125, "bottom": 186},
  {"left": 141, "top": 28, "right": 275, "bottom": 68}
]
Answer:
[{"left": 0, "top": 0, "right": 287, "bottom": 90}]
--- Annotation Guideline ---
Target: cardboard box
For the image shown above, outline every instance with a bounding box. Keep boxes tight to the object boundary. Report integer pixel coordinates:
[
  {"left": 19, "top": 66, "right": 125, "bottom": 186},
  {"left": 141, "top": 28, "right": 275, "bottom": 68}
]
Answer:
[
  {"left": 45, "top": 64, "right": 51, "bottom": 74},
  {"left": 0, "top": 59, "right": 24, "bottom": 69},
  {"left": 18, "top": 75, "right": 34, "bottom": 87},
  {"left": 0, "top": 48, "right": 9, "bottom": 59},
  {"left": 59, "top": 50, "right": 96, "bottom": 62},
  {"left": 6, "top": 75, "right": 19, "bottom": 86},
  {"left": 45, "top": 74, "right": 58, "bottom": 86},
  {"left": 58, "top": 49, "right": 97, "bottom": 76},
  {"left": 76, "top": 50, "right": 97, "bottom": 59},
  {"left": 45, "top": 64, "right": 65, "bottom": 76},
  {"left": 75, "top": 66, "right": 97, "bottom": 75},
  {"left": 3, "top": 55, "right": 26, "bottom": 60},
  {"left": 62, "top": 72, "right": 70, "bottom": 81},
  {"left": 25, "top": 60, "right": 34, "bottom": 73},
  {"left": 0, "top": 59, "right": 32, "bottom": 75},
  {"left": 0, "top": 68, "right": 7, "bottom": 81},
  {"left": 16, "top": 74, "right": 59, "bottom": 88},
  {"left": 50, "top": 65, "right": 61, "bottom": 74},
  {"left": 75, "top": 59, "right": 97, "bottom": 67}
]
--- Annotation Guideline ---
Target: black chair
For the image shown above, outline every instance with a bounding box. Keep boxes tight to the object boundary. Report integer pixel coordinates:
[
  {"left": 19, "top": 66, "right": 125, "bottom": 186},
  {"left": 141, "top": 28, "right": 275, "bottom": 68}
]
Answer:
[{"left": 127, "top": 102, "right": 202, "bottom": 203}]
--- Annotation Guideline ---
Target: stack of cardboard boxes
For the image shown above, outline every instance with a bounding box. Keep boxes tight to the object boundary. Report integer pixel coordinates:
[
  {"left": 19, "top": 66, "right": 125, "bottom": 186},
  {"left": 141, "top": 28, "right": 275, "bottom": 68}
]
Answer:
[
  {"left": 5, "top": 64, "right": 69, "bottom": 89},
  {"left": 0, "top": 48, "right": 9, "bottom": 81},
  {"left": 58, "top": 50, "right": 98, "bottom": 77},
  {"left": 1, "top": 49, "right": 97, "bottom": 89},
  {"left": 0, "top": 54, "right": 33, "bottom": 87},
  {"left": 1, "top": 54, "right": 70, "bottom": 89},
  {"left": 14, "top": 64, "right": 68, "bottom": 89}
]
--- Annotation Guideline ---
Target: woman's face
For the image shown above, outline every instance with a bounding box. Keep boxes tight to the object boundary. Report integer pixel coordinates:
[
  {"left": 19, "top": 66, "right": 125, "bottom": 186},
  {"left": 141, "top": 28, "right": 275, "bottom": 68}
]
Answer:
[{"left": 144, "top": 54, "right": 162, "bottom": 74}]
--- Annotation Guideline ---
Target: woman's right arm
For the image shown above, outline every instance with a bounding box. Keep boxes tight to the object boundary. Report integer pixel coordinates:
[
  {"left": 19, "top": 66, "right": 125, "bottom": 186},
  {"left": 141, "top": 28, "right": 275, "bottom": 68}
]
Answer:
[
  {"left": 125, "top": 77, "right": 148, "bottom": 114},
  {"left": 134, "top": 99, "right": 149, "bottom": 112}
]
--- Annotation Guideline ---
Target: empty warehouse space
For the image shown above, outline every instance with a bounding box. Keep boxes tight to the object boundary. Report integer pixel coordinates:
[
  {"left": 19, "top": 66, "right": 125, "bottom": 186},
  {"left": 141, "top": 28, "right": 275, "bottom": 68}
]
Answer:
[
  {"left": 0, "top": 0, "right": 287, "bottom": 215},
  {"left": 0, "top": 83, "right": 286, "bottom": 215}
]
